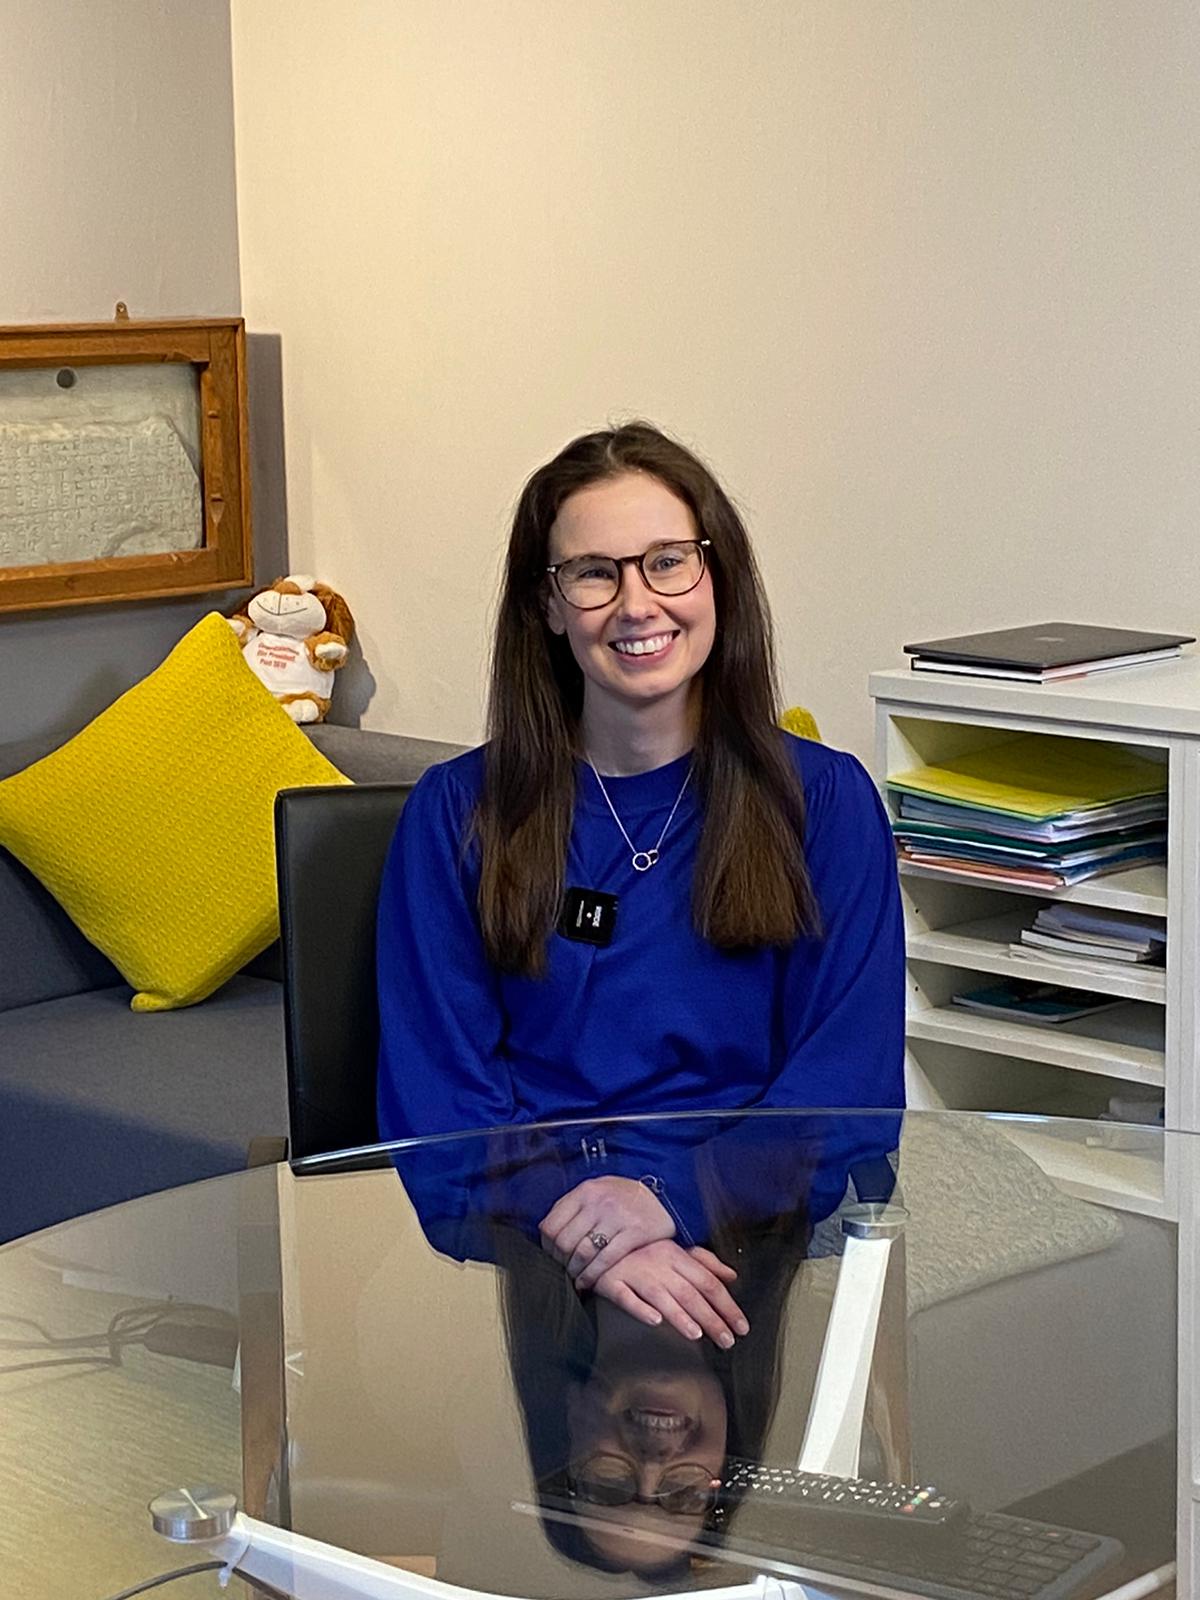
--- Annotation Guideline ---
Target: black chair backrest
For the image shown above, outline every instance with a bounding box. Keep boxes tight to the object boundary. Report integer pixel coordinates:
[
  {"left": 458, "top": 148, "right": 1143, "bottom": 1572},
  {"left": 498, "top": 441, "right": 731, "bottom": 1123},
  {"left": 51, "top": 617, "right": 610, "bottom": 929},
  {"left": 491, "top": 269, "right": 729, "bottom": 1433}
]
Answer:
[{"left": 275, "top": 783, "right": 413, "bottom": 1168}]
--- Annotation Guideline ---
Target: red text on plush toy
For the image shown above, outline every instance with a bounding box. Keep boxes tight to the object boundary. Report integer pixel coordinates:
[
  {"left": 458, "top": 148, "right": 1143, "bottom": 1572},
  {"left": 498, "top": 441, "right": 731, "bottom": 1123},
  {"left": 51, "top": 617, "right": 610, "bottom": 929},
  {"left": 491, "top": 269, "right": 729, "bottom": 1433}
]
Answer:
[{"left": 228, "top": 575, "right": 355, "bottom": 724}]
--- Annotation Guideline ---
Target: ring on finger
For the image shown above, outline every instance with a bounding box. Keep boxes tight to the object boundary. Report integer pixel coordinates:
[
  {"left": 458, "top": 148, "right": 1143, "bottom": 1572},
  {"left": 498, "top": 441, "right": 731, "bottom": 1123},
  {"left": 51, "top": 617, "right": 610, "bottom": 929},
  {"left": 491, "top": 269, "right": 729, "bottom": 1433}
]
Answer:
[{"left": 588, "top": 1230, "right": 610, "bottom": 1252}]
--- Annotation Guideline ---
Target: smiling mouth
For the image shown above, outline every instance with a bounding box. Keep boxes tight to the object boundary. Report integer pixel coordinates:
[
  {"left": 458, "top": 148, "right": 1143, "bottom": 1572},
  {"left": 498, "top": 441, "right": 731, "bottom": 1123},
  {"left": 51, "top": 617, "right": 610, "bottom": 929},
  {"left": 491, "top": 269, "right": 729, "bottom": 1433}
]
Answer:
[
  {"left": 610, "top": 631, "right": 679, "bottom": 658},
  {"left": 625, "top": 1407, "right": 693, "bottom": 1435}
]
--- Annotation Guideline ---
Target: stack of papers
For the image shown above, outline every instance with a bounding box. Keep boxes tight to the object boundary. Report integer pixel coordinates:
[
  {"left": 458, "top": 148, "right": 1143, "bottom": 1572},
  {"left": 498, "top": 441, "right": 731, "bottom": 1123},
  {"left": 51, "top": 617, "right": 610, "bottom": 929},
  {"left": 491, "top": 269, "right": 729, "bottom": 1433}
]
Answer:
[
  {"left": 890, "top": 736, "right": 1167, "bottom": 889},
  {"left": 951, "top": 979, "right": 1123, "bottom": 1026},
  {"left": 1010, "top": 904, "right": 1166, "bottom": 970}
]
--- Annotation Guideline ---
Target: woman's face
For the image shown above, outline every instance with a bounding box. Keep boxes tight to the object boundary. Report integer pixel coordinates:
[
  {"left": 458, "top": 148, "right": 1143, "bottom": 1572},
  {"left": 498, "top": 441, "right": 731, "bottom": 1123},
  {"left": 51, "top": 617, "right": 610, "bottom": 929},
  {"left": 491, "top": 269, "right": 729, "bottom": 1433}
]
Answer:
[
  {"left": 544, "top": 472, "right": 717, "bottom": 735},
  {"left": 563, "top": 1323, "right": 728, "bottom": 1572}
]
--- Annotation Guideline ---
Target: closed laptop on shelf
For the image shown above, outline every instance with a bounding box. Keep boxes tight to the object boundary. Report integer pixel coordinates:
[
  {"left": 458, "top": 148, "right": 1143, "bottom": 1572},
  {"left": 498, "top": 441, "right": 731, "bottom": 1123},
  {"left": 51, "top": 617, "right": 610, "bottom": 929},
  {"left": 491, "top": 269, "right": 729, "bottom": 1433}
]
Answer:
[{"left": 905, "top": 622, "right": 1194, "bottom": 678}]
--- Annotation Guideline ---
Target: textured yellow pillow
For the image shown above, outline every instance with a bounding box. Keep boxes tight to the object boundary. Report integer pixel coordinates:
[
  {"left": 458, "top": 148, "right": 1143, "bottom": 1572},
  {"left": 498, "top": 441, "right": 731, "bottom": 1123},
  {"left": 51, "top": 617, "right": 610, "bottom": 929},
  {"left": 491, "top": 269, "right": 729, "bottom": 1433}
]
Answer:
[
  {"left": 0, "top": 612, "right": 350, "bottom": 1012},
  {"left": 781, "top": 705, "right": 822, "bottom": 742}
]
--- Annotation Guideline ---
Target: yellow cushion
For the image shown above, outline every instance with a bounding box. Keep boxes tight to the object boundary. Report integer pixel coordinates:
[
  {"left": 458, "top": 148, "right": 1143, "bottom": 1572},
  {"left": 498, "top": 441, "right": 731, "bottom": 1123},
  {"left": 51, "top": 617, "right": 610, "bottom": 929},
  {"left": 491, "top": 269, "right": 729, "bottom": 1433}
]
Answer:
[
  {"left": 0, "top": 613, "right": 350, "bottom": 1012},
  {"left": 781, "top": 705, "right": 822, "bottom": 742}
]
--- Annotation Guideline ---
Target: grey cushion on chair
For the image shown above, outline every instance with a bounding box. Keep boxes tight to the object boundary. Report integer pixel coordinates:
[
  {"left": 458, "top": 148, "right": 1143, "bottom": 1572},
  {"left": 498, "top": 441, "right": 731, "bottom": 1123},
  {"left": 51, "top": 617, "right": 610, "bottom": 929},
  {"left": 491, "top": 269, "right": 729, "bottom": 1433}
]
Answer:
[{"left": 0, "top": 976, "right": 288, "bottom": 1238}]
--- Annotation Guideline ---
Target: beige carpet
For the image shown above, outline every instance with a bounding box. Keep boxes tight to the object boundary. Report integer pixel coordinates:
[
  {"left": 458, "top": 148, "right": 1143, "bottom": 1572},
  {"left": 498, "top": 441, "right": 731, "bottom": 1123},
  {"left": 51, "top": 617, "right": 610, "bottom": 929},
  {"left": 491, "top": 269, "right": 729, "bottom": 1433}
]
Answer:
[{"left": 0, "top": 1244, "right": 244, "bottom": 1600}]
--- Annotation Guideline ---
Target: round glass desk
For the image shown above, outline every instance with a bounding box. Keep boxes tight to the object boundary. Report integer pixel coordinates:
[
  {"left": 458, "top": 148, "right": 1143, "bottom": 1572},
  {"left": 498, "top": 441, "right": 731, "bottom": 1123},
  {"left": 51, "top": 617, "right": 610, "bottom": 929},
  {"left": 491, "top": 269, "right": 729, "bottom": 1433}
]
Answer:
[{"left": 0, "top": 1110, "right": 1185, "bottom": 1600}]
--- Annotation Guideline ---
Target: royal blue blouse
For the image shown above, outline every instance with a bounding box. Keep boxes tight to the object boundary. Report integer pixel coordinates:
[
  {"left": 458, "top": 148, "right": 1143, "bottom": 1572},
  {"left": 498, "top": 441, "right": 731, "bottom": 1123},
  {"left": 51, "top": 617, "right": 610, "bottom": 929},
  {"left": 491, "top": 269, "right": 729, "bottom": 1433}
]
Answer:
[{"left": 376, "top": 735, "right": 905, "bottom": 1253}]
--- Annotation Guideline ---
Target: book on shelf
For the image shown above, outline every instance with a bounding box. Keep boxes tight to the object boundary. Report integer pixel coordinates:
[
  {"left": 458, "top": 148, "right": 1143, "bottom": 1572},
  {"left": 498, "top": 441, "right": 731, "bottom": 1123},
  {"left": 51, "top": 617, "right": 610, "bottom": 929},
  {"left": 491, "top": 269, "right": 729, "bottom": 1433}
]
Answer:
[
  {"left": 1018, "top": 930, "right": 1161, "bottom": 964},
  {"left": 950, "top": 979, "right": 1125, "bottom": 1025},
  {"left": 1008, "top": 947, "right": 1164, "bottom": 984},
  {"left": 1010, "top": 903, "right": 1166, "bottom": 969},
  {"left": 903, "top": 621, "right": 1194, "bottom": 683},
  {"left": 1034, "top": 903, "right": 1166, "bottom": 944}
]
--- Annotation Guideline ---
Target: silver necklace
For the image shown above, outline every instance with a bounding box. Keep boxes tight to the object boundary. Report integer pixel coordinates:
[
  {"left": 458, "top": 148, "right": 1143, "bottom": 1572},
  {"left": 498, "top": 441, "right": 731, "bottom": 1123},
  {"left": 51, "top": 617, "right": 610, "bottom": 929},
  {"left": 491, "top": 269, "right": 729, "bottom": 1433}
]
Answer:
[{"left": 586, "top": 756, "right": 693, "bottom": 872}]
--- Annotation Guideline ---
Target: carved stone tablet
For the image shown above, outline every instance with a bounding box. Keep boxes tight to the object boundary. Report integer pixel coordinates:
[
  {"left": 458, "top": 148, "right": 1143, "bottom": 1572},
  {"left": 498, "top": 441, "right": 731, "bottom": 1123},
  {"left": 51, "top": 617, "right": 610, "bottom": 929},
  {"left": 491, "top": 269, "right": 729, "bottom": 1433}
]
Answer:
[{"left": 0, "top": 416, "right": 202, "bottom": 566}]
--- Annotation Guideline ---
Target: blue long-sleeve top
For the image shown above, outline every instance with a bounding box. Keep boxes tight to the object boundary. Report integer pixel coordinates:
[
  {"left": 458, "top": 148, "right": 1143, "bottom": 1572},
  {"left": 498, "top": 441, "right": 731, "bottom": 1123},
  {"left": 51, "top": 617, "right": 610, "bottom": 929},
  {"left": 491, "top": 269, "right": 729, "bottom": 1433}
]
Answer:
[{"left": 376, "top": 734, "right": 905, "bottom": 1256}]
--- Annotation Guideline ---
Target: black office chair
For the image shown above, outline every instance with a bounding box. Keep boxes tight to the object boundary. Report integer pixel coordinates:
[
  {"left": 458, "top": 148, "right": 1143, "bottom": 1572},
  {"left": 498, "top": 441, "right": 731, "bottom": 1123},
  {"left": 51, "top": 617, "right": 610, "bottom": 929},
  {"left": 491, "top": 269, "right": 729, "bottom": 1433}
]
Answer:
[{"left": 274, "top": 783, "right": 413, "bottom": 1171}]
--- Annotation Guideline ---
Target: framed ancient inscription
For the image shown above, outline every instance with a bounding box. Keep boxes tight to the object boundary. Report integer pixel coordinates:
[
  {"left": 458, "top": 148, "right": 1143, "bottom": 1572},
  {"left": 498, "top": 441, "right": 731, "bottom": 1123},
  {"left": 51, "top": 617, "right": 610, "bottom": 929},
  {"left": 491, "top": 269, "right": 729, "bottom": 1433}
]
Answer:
[{"left": 0, "top": 313, "right": 251, "bottom": 613}]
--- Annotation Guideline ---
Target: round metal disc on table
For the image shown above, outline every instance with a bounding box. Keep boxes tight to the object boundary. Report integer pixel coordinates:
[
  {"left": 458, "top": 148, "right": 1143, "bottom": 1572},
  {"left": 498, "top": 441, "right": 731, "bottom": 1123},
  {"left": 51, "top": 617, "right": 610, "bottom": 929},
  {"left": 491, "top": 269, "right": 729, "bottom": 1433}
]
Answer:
[
  {"left": 840, "top": 1202, "right": 910, "bottom": 1240},
  {"left": 149, "top": 1486, "right": 237, "bottom": 1542}
]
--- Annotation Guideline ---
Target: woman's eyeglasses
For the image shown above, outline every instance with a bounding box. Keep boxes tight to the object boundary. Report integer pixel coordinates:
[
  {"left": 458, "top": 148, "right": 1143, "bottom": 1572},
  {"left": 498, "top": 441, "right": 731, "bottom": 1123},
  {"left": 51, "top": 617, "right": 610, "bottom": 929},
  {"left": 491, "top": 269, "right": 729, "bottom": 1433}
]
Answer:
[
  {"left": 546, "top": 540, "right": 711, "bottom": 611},
  {"left": 548, "top": 1454, "right": 720, "bottom": 1516}
]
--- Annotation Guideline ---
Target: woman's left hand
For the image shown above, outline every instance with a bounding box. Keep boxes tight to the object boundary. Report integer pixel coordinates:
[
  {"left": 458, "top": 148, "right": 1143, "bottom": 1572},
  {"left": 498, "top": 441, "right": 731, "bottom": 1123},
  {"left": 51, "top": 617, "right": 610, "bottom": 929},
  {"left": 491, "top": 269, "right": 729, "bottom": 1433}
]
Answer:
[{"left": 539, "top": 1176, "right": 675, "bottom": 1284}]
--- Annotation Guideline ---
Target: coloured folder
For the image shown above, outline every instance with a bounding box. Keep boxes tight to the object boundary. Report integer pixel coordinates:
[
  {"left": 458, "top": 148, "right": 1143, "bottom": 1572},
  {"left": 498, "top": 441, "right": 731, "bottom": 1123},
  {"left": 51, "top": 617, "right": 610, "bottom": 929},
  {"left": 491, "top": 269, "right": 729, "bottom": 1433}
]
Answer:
[
  {"left": 892, "top": 818, "right": 1164, "bottom": 863},
  {"left": 896, "top": 792, "right": 1166, "bottom": 841},
  {"left": 897, "top": 843, "right": 1163, "bottom": 889},
  {"left": 888, "top": 735, "right": 1167, "bottom": 820}
]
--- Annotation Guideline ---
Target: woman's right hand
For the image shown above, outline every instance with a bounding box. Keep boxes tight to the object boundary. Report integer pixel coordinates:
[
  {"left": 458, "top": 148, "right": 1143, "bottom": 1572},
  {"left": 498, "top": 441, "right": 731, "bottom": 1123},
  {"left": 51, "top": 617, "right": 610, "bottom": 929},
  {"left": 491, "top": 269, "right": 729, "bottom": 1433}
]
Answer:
[{"left": 589, "top": 1240, "right": 749, "bottom": 1348}]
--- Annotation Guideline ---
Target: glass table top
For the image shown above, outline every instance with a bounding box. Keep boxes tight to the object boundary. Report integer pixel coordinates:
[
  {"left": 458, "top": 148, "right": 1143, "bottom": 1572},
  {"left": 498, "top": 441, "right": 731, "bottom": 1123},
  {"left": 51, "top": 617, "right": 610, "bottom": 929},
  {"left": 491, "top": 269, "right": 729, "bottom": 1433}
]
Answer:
[{"left": 0, "top": 1109, "right": 1185, "bottom": 1600}]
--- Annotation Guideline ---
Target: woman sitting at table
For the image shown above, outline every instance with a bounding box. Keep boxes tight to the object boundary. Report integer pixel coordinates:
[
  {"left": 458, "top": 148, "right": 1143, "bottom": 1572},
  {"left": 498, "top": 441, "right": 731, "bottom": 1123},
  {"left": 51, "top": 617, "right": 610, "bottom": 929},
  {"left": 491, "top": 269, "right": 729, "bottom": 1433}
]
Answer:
[{"left": 376, "top": 420, "right": 904, "bottom": 1340}]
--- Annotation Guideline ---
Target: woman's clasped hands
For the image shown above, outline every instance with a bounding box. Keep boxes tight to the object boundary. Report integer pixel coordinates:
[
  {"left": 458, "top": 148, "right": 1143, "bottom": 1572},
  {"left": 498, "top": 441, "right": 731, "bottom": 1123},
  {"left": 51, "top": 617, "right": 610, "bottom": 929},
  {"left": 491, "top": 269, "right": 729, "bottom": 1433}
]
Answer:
[{"left": 539, "top": 1176, "right": 749, "bottom": 1349}]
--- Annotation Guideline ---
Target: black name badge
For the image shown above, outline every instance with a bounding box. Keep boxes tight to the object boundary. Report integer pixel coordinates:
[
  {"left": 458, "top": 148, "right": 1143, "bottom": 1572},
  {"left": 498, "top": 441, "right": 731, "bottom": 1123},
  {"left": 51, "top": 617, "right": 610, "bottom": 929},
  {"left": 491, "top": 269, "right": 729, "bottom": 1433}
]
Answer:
[{"left": 558, "top": 887, "right": 618, "bottom": 947}]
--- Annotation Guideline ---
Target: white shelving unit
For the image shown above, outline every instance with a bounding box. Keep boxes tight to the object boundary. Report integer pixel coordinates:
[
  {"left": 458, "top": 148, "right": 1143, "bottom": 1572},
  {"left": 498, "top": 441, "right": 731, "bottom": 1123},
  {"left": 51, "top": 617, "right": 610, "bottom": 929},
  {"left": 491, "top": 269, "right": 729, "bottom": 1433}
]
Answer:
[
  {"left": 868, "top": 663, "right": 1200, "bottom": 1199},
  {"left": 870, "top": 658, "right": 1200, "bottom": 1592}
]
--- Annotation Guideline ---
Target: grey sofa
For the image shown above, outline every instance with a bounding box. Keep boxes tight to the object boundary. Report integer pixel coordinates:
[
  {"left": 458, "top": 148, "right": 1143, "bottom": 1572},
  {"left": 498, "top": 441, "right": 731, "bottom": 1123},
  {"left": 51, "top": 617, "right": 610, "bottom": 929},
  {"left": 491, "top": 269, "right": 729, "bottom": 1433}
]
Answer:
[{"left": 0, "top": 722, "right": 462, "bottom": 1243}]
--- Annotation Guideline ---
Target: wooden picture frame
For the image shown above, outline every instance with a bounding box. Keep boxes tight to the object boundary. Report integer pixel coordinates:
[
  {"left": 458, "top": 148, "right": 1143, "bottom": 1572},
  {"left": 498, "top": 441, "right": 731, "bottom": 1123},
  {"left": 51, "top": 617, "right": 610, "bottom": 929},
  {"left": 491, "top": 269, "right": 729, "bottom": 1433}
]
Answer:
[{"left": 0, "top": 314, "right": 251, "bottom": 614}]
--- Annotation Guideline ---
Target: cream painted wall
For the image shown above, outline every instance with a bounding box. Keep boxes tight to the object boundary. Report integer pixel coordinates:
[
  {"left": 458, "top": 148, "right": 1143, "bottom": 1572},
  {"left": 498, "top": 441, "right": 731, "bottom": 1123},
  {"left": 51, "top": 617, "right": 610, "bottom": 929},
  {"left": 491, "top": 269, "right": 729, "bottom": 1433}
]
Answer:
[
  {"left": 0, "top": 0, "right": 242, "bottom": 748},
  {"left": 231, "top": 0, "right": 1200, "bottom": 761}
]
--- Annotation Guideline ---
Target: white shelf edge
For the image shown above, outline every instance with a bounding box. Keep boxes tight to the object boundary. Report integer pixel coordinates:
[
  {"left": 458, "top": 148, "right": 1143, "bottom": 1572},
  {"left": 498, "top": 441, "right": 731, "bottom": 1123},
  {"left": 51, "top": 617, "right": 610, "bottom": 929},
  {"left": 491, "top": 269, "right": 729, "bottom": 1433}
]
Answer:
[
  {"left": 908, "top": 913, "right": 1168, "bottom": 1004},
  {"left": 999, "top": 1124, "right": 1167, "bottom": 1218},
  {"left": 907, "top": 1009, "right": 1165, "bottom": 1086},
  {"left": 897, "top": 860, "right": 1168, "bottom": 918},
  {"left": 869, "top": 663, "right": 1200, "bottom": 741}
]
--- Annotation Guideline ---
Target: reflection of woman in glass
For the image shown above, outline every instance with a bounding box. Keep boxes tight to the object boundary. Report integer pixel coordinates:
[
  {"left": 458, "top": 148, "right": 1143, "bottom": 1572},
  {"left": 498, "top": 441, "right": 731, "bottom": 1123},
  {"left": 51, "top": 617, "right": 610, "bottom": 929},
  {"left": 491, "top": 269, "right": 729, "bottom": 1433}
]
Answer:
[
  {"left": 377, "top": 421, "right": 903, "bottom": 1339},
  {"left": 542, "top": 1300, "right": 732, "bottom": 1575},
  {"left": 498, "top": 1142, "right": 819, "bottom": 1580}
]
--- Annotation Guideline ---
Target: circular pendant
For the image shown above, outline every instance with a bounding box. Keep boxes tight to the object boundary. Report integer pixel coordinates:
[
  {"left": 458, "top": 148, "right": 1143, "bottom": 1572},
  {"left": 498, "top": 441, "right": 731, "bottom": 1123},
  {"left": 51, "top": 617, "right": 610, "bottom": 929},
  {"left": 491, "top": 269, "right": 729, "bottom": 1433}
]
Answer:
[{"left": 631, "top": 849, "right": 659, "bottom": 872}]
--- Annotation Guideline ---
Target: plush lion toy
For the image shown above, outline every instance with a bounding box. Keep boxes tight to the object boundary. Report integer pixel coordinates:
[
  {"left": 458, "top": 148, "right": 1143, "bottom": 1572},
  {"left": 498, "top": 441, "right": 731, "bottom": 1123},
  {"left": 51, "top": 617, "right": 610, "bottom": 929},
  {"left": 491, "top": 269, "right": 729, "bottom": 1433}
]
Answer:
[{"left": 228, "top": 575, "right": 355, "bottom": 724}]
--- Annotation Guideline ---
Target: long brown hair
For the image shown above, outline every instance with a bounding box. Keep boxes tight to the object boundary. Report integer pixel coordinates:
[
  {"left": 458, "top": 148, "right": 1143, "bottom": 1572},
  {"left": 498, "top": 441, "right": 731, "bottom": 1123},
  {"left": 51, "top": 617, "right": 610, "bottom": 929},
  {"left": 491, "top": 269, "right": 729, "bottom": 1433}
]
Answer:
[{"left": 479, "top": 421, "right": 819, "bottom": 977}]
